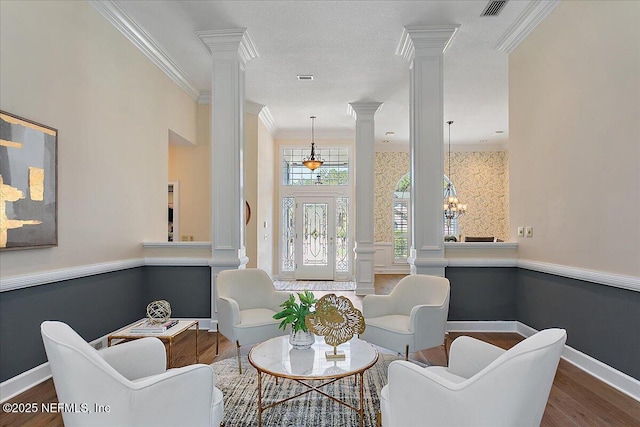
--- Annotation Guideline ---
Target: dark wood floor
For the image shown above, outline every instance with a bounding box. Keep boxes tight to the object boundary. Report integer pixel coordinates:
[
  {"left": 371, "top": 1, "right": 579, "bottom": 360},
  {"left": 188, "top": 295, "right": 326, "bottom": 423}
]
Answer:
[{"left": 2, "top": 275, "right": 639, "bottom": 426}]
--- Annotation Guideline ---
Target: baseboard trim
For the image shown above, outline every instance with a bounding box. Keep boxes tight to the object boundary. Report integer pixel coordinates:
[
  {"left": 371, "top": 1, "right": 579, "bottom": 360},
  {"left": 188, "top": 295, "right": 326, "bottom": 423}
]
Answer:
[
  {"left": 0, "top": 362, "right": 51, "bottom": 404},
  {"left": 448, "top": 320, "right": 640, "bottom": 402},
  {"left": 447, "top": 320, "right": 518, "bottom": 332}
]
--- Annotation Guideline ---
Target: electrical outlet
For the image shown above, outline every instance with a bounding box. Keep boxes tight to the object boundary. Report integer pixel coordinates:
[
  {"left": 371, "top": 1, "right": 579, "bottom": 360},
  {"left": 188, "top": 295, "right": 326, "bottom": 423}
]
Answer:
[
  {"left": 517, "top": 227, "right": 524, "bottom": 237},
  {"left": 525, "top": 227, "right": 533, "bottom": 238}
]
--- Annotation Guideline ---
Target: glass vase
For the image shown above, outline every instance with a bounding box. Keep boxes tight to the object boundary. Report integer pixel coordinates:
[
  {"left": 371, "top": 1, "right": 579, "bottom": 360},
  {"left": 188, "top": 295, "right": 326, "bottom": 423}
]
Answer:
[{"left": 289, "top": 329, "right": 315, "bottom": 350}]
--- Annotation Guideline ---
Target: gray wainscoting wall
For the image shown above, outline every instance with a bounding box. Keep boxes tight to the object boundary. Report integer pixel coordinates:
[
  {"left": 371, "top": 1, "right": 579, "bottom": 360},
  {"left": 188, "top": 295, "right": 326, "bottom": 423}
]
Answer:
[
  {"left": 143, "top": 266, "right": 211, "bottom": 318},
  {"left": 0, "top": 266, "right": 212, "bottom": 383},
  {"left": 1, "top": 265, "right": 638, "bottom": 385},
  {"left": 0, "top": 268, "right": 144, "bottom": 382},
  {"left": 445, "top": 267, "right": 518, "bottom": 321},
  {"left": 517, "top": 269, "right": 640, "bottom": 381}
]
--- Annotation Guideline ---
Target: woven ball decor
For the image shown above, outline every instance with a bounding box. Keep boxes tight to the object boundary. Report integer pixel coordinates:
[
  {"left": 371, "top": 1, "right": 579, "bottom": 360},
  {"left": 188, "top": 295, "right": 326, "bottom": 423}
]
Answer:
[{"left": 146, "top": 300, "right": 171, "bottom": 323}]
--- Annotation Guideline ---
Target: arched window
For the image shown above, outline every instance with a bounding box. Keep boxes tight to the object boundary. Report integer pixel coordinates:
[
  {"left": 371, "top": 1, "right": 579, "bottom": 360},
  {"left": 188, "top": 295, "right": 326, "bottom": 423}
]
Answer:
[{"left": 392, "top": 173, "right": 460, "bottom": 260}]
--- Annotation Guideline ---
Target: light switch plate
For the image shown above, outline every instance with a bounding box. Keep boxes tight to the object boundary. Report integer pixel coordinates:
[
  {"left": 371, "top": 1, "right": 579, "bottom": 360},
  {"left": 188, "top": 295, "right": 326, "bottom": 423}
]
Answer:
[
  {"left": 517, "top": 227, "right": 524, "bottom": 237},
  {"left": 525, "top": 227, "right": 533, "bottom": 238}
]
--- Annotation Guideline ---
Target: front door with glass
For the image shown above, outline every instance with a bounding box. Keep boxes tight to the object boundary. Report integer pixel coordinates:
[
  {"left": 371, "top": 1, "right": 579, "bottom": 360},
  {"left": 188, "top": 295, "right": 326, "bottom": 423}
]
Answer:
[{"left": 295, "top": 198, "right": 335, "bottom": 280}]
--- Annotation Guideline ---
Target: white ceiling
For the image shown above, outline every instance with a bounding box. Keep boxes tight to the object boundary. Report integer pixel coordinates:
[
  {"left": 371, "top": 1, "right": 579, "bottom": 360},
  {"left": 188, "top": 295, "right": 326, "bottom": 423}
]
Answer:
[{"left": 109, "top": 0, "right": 552, "bottom": 149}]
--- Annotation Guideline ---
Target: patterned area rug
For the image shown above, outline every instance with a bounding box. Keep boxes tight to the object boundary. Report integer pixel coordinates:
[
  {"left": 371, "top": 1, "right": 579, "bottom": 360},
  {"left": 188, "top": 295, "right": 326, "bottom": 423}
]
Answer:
[
  {"left": 273, "top": 280, "right": 356, "bottom": 291},
  {"left": 211, "top": 353, "right": 400, "bottom": 426}
]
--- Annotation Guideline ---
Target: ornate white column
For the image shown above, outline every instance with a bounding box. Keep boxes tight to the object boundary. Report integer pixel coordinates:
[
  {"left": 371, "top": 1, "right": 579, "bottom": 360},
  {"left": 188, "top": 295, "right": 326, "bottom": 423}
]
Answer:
[
  {"left": 197, "top": 28, "right": 258, "bottom": 330},
  {"left": 396, "top": 25, "right": 459, "bottom": 276},
  {"left": 349, "top": 102, "right": 383, "bottom": 295}
]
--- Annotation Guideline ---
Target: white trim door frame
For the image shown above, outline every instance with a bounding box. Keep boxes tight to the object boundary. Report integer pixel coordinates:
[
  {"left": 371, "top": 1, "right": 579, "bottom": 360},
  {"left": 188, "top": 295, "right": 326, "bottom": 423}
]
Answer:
[{"left": 294, "top": 197, "right": 335, "bottom": 280}]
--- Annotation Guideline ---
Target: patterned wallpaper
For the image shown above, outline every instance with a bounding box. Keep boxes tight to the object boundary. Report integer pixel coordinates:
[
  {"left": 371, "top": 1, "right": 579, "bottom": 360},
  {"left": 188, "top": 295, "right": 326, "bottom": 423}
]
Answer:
[
  {"left": 374, "top": 151, "right": 509, "bottom": 242},
  {"left": 374, "top": 152, "right": 410, "bottom": 243}
]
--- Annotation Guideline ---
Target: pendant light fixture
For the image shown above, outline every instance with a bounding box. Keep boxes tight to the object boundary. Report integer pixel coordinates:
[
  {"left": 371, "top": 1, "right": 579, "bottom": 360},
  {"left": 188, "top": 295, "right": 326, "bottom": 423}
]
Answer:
[
  {"left": 443, "top": 120, "right": 467, "bottom": 239},
  {"left": 302, "top": 116, "right": 323, "bottom": 171}
]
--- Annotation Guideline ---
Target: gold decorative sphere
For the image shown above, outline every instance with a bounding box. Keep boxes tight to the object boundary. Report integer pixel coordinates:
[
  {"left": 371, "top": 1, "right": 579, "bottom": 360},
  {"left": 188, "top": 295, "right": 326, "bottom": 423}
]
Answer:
[{"left": 146, "top": 300, "right": 171, "bottom": 324}]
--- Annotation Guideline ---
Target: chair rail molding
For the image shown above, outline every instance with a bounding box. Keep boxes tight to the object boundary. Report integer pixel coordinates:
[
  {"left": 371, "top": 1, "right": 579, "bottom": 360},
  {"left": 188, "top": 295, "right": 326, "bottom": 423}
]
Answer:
[
  {"left": 0, "top": 259, "right": 144, "bottom": 293},
  {"left": 517, "top": 259, "right": 640, "bottom": 293}
]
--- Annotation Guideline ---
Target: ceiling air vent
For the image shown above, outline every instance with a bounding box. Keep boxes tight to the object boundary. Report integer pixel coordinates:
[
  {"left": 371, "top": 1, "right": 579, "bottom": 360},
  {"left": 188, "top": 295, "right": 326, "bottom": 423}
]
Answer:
[
  {"left": 481, "top": 0, "right": 508, "bottom": 16},
  {"left": 297, "top": 75, "right": 314, "bottom": 81}
]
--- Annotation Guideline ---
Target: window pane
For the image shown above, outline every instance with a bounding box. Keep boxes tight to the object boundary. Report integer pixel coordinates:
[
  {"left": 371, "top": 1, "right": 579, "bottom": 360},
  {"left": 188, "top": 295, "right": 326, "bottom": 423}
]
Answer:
[
  {"left": 393, "top": 200, "right": 409, "bottom": 259},
  {"left": 283, "top": 148, "right": 349, "bottom": 186},
  {"left": 336, "top": 197, "right": 349, "bottom": 272},
  {"left": 281, "top": 197, "right": 295, "bottom": 272}
]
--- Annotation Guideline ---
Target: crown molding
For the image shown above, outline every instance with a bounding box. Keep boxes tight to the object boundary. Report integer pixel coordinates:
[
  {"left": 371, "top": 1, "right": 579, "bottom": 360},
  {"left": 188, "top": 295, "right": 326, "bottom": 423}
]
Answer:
[
  {"left": 494, "top": 0, "right": 561, "bottom": 54},
  {"left": 88, "top": 0, "right": 201, "bottom": 101},
  {"left": 396, "top": 25, "right": 461, "bottom": 61},
  {"left": 196, "top": 96, "right": 275, "bottom": 133},
  {"left": 258, "top": 106, "right": 276, "bottom": 134},
  {"left": 196, "top": 28, "right": 259, "bottom": 65},
  {"left": 245, "top": 101, "right": 265, "bottom": 116},
  {"left": 347, "top": 102, "right": 384, "bottom": 119},
  {"left": 245, "top": 102, "right": 277, "bottom": 134}
]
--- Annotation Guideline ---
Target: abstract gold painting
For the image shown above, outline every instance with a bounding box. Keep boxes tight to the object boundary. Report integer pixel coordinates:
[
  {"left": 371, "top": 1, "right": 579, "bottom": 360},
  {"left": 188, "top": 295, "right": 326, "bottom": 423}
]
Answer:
[{"left": 0, "top": 111, "right": 57, "bottom": 250}]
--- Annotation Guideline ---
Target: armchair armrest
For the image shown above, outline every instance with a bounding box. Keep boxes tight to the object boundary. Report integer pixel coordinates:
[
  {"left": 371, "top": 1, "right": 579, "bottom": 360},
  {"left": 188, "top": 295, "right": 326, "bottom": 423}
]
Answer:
[
  {"left": 410, "top": 304, "right": 448, "bottom": 349},
  {"left": 271, "top": 290, "right": 292, "bottom": 312},
  {"left": 217, "top": 296, "right": 240, "bottom": 341},
  {"left": 128, "top": 364, "right": 216, "bottom": 426},
  {"left": 362, "top": 294, "right": 392, "bottom": 318},
  {"left": 448, "top": 335, "right": 506, "bottom": 379},
  {"left": 386, "top": 361, "right": 467, "bottom": 426},
  {"left": 99, "top": 337, "right": 166, "bottom": 380}
]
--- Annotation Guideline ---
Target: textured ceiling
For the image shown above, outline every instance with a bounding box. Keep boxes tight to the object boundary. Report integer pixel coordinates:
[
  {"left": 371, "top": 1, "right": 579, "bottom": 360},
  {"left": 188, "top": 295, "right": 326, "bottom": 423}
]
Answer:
[{"left": 115, "top": 0, "right": 539, "bottom": 149}]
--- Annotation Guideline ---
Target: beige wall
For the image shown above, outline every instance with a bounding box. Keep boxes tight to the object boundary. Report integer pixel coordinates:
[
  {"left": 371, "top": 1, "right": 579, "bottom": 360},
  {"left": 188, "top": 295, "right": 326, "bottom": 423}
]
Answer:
[
  {"left": 374, "top": 150, "right": 509, "bottom": 243},
  {"left": 509, "top": 0, "right": 639, "bottom": 276},
  {"left": 167, "top": 106, "right": 211, "bottom": 241},
  {"left": 0, "top": 0, "right": 198, "bottom": 276}
]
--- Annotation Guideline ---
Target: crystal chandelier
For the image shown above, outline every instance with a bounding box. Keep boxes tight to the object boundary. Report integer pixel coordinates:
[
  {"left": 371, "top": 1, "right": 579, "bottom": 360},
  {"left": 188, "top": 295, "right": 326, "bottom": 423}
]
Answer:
[
  {"left": 302, "top": 116, "right": 323, "bottom": 171},
  {"left": 444, "top": 120, "right": 467, "bottom": 239}
]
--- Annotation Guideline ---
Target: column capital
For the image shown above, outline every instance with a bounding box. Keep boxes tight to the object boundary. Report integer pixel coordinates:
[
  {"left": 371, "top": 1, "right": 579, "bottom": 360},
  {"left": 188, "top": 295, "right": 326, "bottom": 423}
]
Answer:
[
  {"left": 396, "top": 25, "right": 460, "bottom": 61},
  {"left": 347, "top": 102, "right": 383, "bottom": 120},
  {"left": 196, "top": 28, "right": 259, "bottom": 64}
]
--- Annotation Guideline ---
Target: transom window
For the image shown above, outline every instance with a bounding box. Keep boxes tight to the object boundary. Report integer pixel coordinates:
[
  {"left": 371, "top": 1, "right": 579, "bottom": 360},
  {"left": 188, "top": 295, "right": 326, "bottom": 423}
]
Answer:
[{"left": 282, "top": 147, "right": 349, "bottom": 186}]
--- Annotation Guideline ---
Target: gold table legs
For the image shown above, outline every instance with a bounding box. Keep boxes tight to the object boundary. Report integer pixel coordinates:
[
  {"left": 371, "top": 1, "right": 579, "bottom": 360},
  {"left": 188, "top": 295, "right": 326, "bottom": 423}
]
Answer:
[{"left": 255, "top": 371, "right": 367, "bottom": 427}]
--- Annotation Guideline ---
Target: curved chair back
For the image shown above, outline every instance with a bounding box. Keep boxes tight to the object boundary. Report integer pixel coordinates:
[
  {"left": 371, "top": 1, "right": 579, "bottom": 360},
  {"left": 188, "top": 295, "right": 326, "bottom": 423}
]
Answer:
[
  {"left": 386, "top": 328, "right": 566, "bottom": 427},
  {"left": 391, "top": 274, "right": 450, "bottom": 315},
  {"left": 41, "top": 321, "right": 129, "bottom": 426},
  {"left": 217, "top": 268, "right": 276, "bottom": 310},
  {"left": 460, "top": 328, "right": 566, "bottom": 426}
]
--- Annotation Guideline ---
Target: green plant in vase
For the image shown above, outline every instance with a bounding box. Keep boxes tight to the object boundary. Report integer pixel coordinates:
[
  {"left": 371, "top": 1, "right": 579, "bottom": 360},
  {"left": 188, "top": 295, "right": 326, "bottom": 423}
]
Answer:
[{"left": 273, "top": 290, "right": 317, "bottom": 349}]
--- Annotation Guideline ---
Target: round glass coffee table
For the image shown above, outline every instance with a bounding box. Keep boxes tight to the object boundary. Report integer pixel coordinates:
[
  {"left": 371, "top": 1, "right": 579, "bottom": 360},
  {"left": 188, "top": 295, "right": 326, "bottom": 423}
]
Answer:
[{"left": 248, "top": 335, "right": 378, "bottom": 427}]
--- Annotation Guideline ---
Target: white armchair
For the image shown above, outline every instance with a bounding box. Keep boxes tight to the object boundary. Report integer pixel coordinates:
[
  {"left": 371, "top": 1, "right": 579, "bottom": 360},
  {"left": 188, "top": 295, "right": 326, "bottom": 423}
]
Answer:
[
  {"left": 381, "top": 328, "right": 567, "bottom": 427},
  {"left": 216, "top": 268, "right": 290, "bottom": 373},
  {"left": 41, "top": 321, "right": 224, "bottom": 427},
  {"left": 360, "top": 274, "right": 450, "bottom": 360}
]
